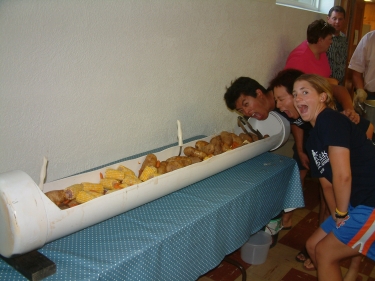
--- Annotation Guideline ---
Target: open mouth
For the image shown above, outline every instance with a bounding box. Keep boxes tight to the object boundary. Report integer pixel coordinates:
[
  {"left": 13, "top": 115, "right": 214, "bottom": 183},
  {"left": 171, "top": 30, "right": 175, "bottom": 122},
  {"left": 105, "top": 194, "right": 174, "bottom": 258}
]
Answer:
[
  {"left": 250, "top": 112, "right": 260, "bottom": 120},
  {"left": 297, "top": 105, "right": 308, "bottom": 115},
  {"left": 283, "top": 110, "right": 293, "bottom": 118}
]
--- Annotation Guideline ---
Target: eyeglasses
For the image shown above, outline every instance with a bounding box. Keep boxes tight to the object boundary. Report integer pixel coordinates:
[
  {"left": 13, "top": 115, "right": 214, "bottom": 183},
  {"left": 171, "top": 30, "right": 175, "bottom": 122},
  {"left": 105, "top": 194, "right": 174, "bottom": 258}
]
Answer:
[{"left": 321, "top": 22, "right": 328, "bottom": 30}]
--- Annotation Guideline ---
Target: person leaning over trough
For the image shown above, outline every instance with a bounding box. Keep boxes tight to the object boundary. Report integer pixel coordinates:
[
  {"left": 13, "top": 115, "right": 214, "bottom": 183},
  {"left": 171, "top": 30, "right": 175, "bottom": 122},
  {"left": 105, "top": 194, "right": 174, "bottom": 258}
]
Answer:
[
  {"left": 349, "top": 30, "right": 375, "bottom": 104},
  {"left": 285, "top": 19, "right": 336, "bottom": 78},
  {"left": 293, "top": 74, "right": 375, "bottom": 281},
  {"left": 269, "top": 69, "right": 374, "bottom": 270},
  {"left": 326, "top": 6, "right": 348, "bottom": 85},
  {"left": 223, "top": 75, "right": 360, "bottom": 231},
  {"left": 270, "top": 68, "right": 373, "bottom": 219}
]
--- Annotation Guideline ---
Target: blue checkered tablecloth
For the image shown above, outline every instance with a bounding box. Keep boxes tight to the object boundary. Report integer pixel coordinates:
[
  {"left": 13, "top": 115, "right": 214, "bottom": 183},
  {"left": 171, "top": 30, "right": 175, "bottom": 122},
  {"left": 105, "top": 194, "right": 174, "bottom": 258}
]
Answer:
[{"left": 0, "top": 147, "right": 304, "bottom": 281}]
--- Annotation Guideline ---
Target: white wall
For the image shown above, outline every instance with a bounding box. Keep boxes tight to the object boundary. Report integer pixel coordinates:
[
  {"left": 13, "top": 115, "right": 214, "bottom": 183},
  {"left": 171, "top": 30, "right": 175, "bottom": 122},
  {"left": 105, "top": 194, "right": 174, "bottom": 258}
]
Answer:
[{"left": 0, "top": 0, "right": 320, "bottom": 183}]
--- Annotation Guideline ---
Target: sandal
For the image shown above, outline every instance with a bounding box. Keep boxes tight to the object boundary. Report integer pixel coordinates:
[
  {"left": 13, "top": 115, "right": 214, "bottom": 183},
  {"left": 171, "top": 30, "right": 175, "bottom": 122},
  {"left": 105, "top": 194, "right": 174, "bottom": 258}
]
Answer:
[
  {"left": 295, "top": 248, "right": 309, "bottom": 263},
  {"left": 303, "top": 258, "right": 316, "bottom": 271}
]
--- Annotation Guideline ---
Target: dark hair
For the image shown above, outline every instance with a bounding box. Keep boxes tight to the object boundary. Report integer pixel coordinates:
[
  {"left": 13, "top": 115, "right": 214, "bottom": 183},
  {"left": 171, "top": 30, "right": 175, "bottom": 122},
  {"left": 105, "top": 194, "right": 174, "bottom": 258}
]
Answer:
[
  {"left": 328, "top": 6, "right": 346, "bottom": 18},
  {"left": 269, "top": 69, "right": 305, "bottom": 95},
  {"left": 224, "top": 77, "right": 267, "bottom": 110},
  {"left": 307, "top": 19, "right": 336, "bottom": 44}
]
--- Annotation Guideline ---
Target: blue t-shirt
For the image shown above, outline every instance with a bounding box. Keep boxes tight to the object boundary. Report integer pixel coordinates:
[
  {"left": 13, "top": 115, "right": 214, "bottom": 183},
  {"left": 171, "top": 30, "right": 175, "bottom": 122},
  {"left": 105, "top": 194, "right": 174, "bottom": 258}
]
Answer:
[{"left": 306, "top": 108, "right": 375, "bottom": 207}]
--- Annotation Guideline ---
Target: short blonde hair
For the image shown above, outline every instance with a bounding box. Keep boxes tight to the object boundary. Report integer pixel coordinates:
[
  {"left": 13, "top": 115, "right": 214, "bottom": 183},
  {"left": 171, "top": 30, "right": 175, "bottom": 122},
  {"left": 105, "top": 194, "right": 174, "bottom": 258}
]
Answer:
[{"left": 295, "top": 74, "right": 337, "bottom": 110}]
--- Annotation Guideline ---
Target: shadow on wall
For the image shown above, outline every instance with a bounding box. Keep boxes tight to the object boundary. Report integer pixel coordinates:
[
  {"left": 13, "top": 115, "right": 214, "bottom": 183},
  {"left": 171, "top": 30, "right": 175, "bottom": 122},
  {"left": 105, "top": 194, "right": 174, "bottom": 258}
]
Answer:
[{"left": 266, "top": 36, "right": 295, "bottom": 86}]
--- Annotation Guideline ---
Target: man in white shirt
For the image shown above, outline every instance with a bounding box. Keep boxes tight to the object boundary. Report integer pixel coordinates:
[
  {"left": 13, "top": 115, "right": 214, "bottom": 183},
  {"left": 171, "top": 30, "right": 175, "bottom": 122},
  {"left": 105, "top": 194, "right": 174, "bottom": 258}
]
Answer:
[{"left": 349, "top": 30, "right": 375, "bottom": 103}]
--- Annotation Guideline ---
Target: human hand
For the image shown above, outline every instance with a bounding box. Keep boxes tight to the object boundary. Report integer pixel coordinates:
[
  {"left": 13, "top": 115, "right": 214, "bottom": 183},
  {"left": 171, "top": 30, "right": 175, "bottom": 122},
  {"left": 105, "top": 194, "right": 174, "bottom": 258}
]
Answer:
[
  {"left": 341, "top": 109, "right": 360, "bottom": 124},
  {"left": 354, "top": 89, "right": 368, "bottom": 103},
  {"left": 335, "top": 215, "right": 349, "bottom": 228},
  {"left": 298, "top": 152, "right": 310, "bottom": 170}
]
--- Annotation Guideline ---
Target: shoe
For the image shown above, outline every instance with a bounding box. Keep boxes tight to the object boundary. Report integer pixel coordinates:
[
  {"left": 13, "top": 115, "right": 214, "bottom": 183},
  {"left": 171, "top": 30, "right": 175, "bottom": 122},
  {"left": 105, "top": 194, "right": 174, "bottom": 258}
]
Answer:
[
  {"left": 303, "top": 258, "right": 316, "bottom": 271},
  {"left": 295, "top": 249, "right": 309, "bottom": 263}
]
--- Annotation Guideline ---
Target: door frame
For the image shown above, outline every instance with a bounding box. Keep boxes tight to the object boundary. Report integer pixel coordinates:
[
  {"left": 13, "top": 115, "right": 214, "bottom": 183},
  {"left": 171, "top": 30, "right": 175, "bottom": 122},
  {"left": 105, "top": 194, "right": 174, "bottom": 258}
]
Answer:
[{"left": 341, "top": 0, "right": 366, "bottom": 95}]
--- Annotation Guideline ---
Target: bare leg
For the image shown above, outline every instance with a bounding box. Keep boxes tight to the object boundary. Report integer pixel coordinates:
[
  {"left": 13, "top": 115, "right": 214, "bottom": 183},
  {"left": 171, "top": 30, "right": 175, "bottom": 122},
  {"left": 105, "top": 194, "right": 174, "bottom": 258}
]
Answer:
[
  {"left": 316, "top": 233, "right": 360, "bottom": 281},
  {"left": 299, "top": 169, "right": 307, "bottom": 189},
  {"left": 305, "top": 227, "right": 327, "bottom": 266},
  {"left": 343, "top": 255, "right": 361, "bottom": 281},
  {"left": 282, "top": 210, "right": 293, "bottom": 228}
]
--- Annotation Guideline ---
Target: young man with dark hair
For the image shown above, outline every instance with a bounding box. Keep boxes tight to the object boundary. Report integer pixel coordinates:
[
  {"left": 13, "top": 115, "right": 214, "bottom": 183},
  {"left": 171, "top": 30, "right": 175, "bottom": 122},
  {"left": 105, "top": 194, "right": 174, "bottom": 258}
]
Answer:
[
  {"left": 327, "top": 6, "right": 348, "bottom": 85},
  {"left": 223, "top": 77, "right": 273, "bottom": 120}
]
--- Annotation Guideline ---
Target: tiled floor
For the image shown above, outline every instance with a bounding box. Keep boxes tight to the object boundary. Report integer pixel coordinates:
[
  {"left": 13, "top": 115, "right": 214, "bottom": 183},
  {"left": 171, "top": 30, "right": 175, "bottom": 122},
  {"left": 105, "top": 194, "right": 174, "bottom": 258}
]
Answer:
[{"left": 197, "top": 176, "right": 375, "bottom": 281}]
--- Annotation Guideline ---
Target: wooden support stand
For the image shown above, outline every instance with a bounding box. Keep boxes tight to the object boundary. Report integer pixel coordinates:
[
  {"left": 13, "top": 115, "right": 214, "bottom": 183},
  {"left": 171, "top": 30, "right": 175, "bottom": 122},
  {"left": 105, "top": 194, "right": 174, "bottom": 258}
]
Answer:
[{"left": 1, "top": 250, "right": 56, "bottom": 281}]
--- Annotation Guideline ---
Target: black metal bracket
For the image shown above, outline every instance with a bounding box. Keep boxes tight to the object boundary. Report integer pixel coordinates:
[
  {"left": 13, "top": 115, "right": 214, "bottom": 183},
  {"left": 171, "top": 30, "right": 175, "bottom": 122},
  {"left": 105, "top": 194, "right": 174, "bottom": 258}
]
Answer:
[
  {"left": 223, "top": 256, "right": 247, "bottom": 281},
  {"left": 1, "top": 250, "right": 56, "bottom": 281}
]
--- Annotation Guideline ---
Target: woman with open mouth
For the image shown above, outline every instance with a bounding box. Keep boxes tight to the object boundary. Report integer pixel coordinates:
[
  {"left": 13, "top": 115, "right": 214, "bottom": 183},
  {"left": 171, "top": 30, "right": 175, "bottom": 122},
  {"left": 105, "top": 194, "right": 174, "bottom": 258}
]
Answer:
[{"left": 293, "top": 74, "right": 375, "bottom": 281}]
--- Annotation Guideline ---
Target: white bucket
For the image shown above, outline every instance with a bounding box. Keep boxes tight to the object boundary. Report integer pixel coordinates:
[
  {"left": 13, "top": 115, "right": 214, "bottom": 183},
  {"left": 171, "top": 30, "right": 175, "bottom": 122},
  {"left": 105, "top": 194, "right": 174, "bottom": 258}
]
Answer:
[{"left": 240, "top": 231, "right": 272, "bottom": 265}]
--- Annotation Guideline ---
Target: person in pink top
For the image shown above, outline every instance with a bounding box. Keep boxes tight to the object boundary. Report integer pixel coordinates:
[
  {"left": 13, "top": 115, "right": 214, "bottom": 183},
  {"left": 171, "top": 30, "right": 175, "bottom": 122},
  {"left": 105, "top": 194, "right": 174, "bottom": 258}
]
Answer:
[{"left": 285, "top": 19, "right": 336, "bottom": 78}]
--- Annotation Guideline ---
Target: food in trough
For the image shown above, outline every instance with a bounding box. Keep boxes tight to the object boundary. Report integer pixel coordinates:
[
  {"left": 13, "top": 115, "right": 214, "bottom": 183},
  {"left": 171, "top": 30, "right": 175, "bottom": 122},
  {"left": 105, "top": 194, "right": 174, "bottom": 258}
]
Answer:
[{"left": 46, "top": 131, "right": 266, "bottom": 209}]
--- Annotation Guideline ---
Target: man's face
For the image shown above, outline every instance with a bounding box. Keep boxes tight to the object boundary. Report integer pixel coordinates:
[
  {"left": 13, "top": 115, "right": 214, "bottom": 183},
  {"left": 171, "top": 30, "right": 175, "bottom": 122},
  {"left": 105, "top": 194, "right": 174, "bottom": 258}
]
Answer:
[
  {"left": 327, "top": 11, "right": 345, "bottom": 35},
  {"left": 234, "top": 91, "right": 270, "bottom": 120}
]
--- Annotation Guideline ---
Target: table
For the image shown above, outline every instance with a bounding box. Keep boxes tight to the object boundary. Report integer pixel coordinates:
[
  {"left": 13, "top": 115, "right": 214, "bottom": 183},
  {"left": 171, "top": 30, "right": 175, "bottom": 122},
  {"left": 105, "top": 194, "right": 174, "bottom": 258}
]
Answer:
[{"left": 0, "top": 152, "right": 304, "bottom": 281}]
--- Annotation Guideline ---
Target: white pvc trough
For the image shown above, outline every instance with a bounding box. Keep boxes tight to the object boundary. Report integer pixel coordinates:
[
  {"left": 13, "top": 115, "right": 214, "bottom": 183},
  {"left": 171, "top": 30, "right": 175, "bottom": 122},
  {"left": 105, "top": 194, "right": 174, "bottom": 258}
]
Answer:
[{"left": 0, "top": 112, "right": 290, "bottom": 257}]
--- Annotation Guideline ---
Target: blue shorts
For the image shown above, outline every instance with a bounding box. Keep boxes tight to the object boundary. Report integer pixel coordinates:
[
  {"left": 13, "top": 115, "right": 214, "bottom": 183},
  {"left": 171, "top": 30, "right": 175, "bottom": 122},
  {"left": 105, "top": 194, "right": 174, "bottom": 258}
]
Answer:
[{"left": 321, "top": 205, "right": 375, "bottom": 261}]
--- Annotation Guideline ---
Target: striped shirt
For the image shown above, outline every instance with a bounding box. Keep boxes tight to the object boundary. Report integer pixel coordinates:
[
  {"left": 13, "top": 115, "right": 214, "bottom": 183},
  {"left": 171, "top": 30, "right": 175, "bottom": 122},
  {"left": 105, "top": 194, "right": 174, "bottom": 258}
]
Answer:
[{"left": 327, "top": 32, "right": 348, "bottom": 85}]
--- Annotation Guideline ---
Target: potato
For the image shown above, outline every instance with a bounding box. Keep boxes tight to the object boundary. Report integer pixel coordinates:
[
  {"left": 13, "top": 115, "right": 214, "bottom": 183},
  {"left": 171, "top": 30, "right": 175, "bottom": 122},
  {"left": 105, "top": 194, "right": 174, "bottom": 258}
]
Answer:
[
  {"left": 222, "top": 143, "right": 231, "bottom": 152},
  {"left": 239, "top": 133, "right": 253, "bottom": 143},
  {"left": 250, "top": 133, "right": 259, "bottom": 141},
  {"left": 45, "top": 190, "right": 66, "bottom": 206},
  {"left": 139, "top": 154, "right": 157, "bottom": 177},
  {"left": 59, "top": 204, "right": 70, "bottom": 210},
  {"left": 67, "top": 199, "right": 79, "bottom": 208},
  {"left": 195, "top": 140, "right": 214, "bottom": 155},
  {"left": 166, "top": 160, "right": 184, "bottom": 172},
  {"left": 184, "top": 146, "right": 207, "bottom": 160},
  {"left": 166, "top": 156, "right": 192, "bottom": 167},
  {"left": 230, "top": 133, "right": 243, "bottom": 148},
  {"left": 210, "top": 135, "right": 223, "bottom": 155},
  {"left": 201, "top": 143, "right": 215, "bottom": 155},
  {"left": 220, "top": 131, "right": 233, "bottom": 146},
  {"left": 195, "top": 140, "right": 210, "bottom": 151},
  {"left": 157, "top": 161, "right": 168, "bottom": 175},
  {"left": 188, "top": 156, "right": 202, "bottom": 164}
]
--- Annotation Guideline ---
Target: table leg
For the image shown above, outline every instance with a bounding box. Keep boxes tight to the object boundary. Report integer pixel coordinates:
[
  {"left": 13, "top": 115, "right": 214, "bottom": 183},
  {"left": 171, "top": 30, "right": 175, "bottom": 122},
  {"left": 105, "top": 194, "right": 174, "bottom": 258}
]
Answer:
[{"left": 223, "top": 256, "right": 247, "bottom": 281}]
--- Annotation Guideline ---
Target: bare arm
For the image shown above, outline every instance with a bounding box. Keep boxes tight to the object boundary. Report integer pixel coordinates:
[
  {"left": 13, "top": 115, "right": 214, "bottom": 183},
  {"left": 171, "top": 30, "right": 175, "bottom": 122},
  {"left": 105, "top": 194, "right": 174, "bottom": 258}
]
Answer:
[
  {"left": 331, "top": 84, "right": 353, "bottom": 110},
  {"left": 328, "top": 146, "right": 352, "bottom": 214},
  {"left": 291, "top": 124, "right": 309, "bottom": 170},
  {"left": 331, "top": 84, "right": 360, "bottom": 124},
  {"left": 319, "top": 177, "right": 336, "bottom": 218},
  {"left": 352, "top": 70, "right": 368, "bottom": 103},
  {"left": 351, "top": 70, "right": 365, "bottom": 90}
]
